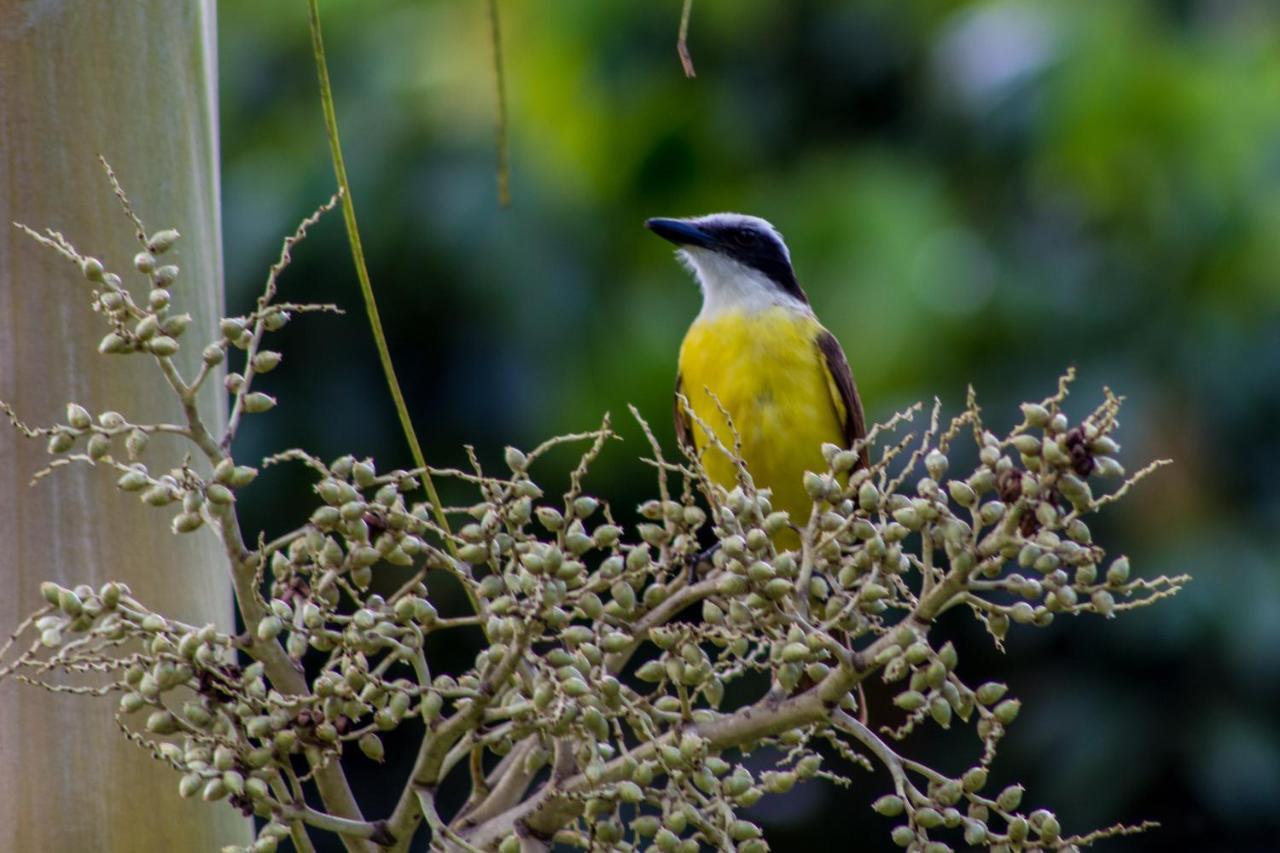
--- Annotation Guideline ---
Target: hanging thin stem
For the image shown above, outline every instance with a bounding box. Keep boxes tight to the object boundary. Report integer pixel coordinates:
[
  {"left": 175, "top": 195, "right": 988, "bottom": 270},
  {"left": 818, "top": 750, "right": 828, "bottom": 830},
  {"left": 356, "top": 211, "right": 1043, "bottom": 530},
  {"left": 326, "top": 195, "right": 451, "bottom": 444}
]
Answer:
[
  {"left": 487, "top": 0, "right": 511, "bottom": 207},
  {"left": 678, "top": 0, "right": 697, "bottom": 77},
  {"left": 305, "top": 0, "right": 456, "bottom": 557}
]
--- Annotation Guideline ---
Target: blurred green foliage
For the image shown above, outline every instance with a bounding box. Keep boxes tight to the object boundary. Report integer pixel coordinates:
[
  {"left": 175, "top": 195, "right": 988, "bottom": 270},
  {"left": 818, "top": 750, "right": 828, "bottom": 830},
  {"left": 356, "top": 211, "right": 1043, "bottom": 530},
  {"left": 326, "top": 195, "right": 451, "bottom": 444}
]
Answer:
[{"left": 219, "top": 0, "right": 1280, "bottom": 849}]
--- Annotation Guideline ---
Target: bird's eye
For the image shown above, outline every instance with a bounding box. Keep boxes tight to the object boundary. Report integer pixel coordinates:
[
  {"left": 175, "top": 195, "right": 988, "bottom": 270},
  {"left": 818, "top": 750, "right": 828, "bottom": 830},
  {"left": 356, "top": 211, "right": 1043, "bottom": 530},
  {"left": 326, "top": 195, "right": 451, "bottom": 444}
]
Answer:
[{"left": 728, "top": 229, "right": 757, "bottom": 248}]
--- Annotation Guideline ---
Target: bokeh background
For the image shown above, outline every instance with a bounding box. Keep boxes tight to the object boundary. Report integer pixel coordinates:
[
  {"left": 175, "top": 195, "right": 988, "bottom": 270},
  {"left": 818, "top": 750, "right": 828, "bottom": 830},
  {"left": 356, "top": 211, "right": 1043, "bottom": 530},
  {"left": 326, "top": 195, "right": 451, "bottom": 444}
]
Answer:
[{"left": 218, "top": 1, "right": 1280, "bottom": 850}]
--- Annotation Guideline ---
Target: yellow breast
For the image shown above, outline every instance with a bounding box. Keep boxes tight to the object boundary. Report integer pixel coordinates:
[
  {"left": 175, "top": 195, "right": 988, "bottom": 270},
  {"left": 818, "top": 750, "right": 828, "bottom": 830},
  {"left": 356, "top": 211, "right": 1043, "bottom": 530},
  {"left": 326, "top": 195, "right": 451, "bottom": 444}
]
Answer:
[{"left": 678, "top": 307, "right": 844, "bottom": 545}]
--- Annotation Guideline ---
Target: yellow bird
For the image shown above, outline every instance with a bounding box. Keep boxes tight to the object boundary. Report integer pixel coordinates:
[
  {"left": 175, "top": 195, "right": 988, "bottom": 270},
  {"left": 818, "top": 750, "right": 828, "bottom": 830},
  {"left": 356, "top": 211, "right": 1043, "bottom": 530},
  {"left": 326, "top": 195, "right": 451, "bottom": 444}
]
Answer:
[{"left": 646, "top": 213, "right": 867, "bottom": 547}]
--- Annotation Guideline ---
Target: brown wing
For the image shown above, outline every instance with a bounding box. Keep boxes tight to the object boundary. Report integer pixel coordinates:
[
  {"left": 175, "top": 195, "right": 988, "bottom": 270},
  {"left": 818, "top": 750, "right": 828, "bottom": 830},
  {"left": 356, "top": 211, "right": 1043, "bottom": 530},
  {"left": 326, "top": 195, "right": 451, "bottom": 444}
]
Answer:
[
  {"left": 816, "top": 330, "right": 868, "bottom": 468},
  {"left": 673, "top": 372, "right": 696, "bottom": 452}
]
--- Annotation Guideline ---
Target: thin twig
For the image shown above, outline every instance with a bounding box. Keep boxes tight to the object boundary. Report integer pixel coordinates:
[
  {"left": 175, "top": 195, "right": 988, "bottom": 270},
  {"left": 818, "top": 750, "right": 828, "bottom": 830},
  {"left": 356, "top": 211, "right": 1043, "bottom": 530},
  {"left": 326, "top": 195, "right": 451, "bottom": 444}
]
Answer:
[
  {"left": 487, "top": 0, "right": 511, "bottom": 207},
  {"left": 678, "top": 0, "right": 697, "bottom": 77},
  {"left": 97, "top": 155, "right": 147, "bottom": 245}
]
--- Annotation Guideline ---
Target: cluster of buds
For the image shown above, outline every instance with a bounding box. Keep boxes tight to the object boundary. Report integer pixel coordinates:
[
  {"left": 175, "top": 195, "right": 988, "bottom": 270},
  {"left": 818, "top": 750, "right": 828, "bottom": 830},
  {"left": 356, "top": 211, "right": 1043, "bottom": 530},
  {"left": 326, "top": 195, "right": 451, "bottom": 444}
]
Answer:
[
  {"left": 24, "top": 395, "right": 259, "bottom": 537},
  {"left": 291, "top": 455, "right": 433, "bottom": 590},
  {"left": 83, "top": 227, "right": 188, "bottom": 358},
  {"left": 17, "top": 580, "right": 288, "bottom": 843},
  {"left": 3, "top": 375, "right": 1188, "bottom": 852},
  {"left": 1, "top": 174, "right": 1187, "bottom": 852}
]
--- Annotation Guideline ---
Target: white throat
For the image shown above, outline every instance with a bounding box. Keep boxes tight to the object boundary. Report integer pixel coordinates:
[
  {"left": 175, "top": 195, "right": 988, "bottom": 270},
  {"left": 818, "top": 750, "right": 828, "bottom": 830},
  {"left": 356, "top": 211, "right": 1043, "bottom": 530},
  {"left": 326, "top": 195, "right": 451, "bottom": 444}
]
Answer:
[{"left": 679, "top": 247, "right": 810, "bottom": 319}]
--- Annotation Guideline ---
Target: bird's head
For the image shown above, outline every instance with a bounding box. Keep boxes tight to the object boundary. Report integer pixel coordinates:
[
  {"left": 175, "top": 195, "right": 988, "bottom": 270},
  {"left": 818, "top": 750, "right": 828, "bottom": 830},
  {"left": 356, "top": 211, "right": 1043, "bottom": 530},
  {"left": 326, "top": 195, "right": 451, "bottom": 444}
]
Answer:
[{"left": 645, "top": 213, "right": 809, "bottom": 316}]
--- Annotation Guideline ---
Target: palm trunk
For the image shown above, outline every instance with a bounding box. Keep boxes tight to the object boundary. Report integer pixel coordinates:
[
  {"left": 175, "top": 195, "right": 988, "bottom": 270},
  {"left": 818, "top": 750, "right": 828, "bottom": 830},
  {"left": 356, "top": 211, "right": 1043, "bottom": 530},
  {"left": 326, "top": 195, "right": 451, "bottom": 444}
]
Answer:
[{"left": 0, "top": 2, "right": 249, "bottom": 848}]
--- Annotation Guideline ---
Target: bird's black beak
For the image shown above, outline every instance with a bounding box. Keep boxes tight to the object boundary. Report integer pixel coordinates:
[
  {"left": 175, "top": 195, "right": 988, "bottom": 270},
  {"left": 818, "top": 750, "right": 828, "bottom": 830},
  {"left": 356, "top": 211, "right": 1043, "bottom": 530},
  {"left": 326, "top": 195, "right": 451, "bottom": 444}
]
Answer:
[{"left": 645, "top": 217, "right": 715, "bottom": 249}]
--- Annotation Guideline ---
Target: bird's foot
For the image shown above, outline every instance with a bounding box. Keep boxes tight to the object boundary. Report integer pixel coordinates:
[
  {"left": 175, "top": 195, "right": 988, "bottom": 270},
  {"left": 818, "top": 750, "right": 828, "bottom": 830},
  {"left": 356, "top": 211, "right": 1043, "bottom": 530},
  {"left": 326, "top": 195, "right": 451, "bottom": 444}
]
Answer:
[{"left": 686, "top": 541, "right": 721, "bottom": 584}]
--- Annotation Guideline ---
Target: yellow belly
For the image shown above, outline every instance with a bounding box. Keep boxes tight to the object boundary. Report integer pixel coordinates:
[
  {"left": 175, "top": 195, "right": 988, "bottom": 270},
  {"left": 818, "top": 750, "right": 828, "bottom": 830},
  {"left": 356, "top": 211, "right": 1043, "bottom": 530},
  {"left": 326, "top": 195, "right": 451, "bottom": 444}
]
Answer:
[{"left": 678, "top": 307, "right": 844, "bottom": 546}]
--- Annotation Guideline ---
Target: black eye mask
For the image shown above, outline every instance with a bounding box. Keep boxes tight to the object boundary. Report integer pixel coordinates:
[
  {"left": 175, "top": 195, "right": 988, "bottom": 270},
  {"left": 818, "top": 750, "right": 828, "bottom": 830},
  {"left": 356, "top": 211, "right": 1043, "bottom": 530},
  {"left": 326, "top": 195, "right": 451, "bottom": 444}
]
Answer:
[{"left": 713, "top": 226, "right": 808, "bottom": 306}]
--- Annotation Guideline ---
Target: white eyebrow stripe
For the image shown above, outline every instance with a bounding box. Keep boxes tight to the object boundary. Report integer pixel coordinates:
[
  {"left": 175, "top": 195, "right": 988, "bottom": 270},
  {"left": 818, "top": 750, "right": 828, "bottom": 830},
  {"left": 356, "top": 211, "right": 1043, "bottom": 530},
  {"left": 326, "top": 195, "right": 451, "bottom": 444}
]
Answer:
[{"left": 688, "top": 213, "right": 792, "bottom": 264}]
